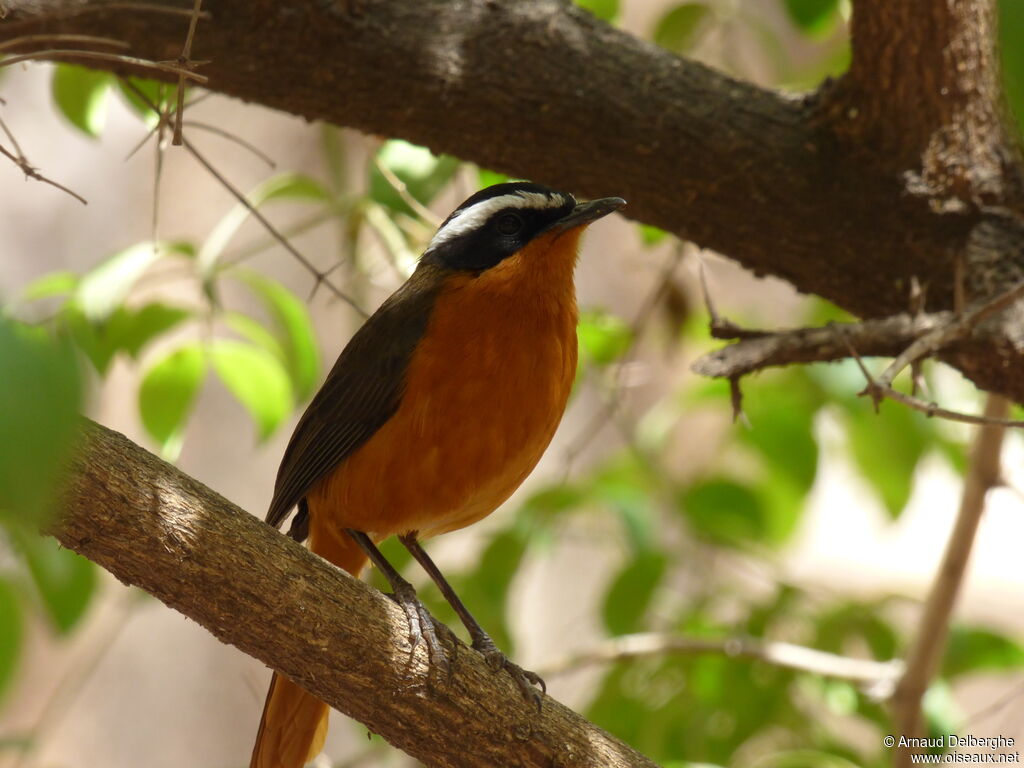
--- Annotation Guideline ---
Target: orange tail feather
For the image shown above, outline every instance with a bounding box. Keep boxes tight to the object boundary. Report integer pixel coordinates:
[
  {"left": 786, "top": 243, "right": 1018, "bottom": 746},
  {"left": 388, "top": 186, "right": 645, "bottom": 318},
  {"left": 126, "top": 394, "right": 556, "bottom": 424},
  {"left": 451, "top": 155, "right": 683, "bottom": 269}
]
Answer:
[{"left": 249, "top": 517, "right": 368, "bottom": 768}]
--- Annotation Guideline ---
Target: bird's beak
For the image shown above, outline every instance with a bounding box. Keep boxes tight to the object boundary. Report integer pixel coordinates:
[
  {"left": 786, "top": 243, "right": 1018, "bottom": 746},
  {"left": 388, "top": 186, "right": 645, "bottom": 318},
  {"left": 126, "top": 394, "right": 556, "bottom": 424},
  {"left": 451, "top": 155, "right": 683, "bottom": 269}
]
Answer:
[{"left": 551, "top": 197, "right": 627, "bottom": 233}]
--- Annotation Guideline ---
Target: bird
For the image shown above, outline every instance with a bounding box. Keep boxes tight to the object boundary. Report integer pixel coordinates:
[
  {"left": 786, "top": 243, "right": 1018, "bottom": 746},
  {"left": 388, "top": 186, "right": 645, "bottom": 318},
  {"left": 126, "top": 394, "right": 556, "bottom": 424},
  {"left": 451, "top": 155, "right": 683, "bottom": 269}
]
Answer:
[{"left": 249, "top": 181, "right": 625, "bottom": 768}]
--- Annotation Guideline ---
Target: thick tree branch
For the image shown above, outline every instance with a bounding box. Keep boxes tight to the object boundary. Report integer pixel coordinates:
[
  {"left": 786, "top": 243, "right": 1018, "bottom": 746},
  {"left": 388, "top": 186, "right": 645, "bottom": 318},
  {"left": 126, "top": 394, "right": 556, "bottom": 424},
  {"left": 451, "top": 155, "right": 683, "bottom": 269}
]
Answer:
[
  {"left": 4, "top": 0, "right": 1024, "bottom": 402},
  {"left": 52, "top": 421, "right": 658, "bottom": 768}
]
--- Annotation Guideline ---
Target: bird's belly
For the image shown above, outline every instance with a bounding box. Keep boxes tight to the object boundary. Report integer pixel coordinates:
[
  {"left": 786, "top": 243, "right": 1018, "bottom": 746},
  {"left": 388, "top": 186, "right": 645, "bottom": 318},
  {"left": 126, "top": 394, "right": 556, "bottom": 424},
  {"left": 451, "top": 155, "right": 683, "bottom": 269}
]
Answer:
[{"left": 308, "top": 295, "right": 577, "bottom": 540}]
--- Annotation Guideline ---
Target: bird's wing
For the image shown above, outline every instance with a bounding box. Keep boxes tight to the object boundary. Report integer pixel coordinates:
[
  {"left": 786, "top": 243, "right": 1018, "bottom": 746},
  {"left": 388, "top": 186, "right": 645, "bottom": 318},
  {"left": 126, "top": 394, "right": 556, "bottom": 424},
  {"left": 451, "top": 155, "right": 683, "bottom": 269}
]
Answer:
[{"left": 266, "top": 265, "right": 444, "bottom": 530}]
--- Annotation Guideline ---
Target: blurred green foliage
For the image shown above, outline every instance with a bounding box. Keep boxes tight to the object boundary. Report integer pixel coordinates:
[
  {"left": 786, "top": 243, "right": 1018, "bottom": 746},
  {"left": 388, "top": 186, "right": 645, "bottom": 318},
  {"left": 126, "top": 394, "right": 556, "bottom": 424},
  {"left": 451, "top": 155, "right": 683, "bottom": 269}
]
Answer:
[{"left": 3, "top": 1, "right": 1024, "bottom": 764}]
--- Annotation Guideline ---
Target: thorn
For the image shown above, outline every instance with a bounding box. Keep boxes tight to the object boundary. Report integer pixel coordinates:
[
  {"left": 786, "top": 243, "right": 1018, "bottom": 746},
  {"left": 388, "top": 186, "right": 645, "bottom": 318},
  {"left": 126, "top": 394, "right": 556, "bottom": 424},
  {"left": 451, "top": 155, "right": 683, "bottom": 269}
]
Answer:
[
  {"left": 699, "top": 261, "right": 721, "bottom": 327},
  {"left": 728, "top": 377, "right": 748, "bottom": 425}
]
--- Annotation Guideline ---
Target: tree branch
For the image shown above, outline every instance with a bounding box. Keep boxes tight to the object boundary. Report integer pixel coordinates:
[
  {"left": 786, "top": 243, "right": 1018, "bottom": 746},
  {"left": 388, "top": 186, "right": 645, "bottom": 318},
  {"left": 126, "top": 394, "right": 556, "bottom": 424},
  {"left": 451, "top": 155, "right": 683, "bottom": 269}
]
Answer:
[
  {"left": 539, "top": 632, "right": 903, "bottom": 695},
  {"left": 52, "top": 420, "right": 657, "bottom": 768},
  {"left": 890, "top": 394, "right": 1010, "bottom": 766},
  {"left": 4, "top": 0, "right": 1024, "bottom": 402}
]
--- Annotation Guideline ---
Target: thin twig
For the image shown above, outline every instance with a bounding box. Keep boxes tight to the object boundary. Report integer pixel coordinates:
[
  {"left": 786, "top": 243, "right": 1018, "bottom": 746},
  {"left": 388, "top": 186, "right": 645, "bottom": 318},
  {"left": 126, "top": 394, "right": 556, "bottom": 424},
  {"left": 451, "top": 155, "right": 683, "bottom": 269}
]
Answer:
[
  {"left": 0, "top": 142, "right": 87, "bottom": 204},
  {"left": 9, "top": 2, "right": 212, "bottom": 20},
  {"left": 891, "top": 394, "right": 1010, "bottom": 767},
  {"left": 538, "top": 632, "right": 903, "bottom": 693},
  {"left": 0, "top": 111, "right": 24, "bottom": 159},
  {"left": 373, "top": 153, "right": 442, "bottom": 227},
  {"left": 876, "top": 280, "right": 1024, "bottom": 389},
  {"left": 173, "top": 0, "right": 204, "bottom": 146},
  {"left": 0, "top": 49, "right": 208, "bottom": 82},
  {"left": 184, "top": 136, "right": 365, "bottom": 315},
  {"left": 185, "top": 121, "right": 276, "bottom": 168},
  {"left": 120, "top": 79, "right": 366, "bottom": 316},
  {"left": 0, "top": 34, "right": 128, "bottom": 52},
  {"left": 868, "top": 386, "right": 1024, "bottom": 428}
]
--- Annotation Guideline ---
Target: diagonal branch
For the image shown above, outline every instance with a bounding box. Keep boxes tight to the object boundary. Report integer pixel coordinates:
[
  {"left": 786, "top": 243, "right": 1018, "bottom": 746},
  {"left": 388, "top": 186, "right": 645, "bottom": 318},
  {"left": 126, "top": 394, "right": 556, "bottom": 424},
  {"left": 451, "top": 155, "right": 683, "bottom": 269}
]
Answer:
[
  {"left": 890, "top": 394, "right": 1010, "bottom": 766},
  {"left": 51, "top": 420, "right": 658, "bottom": 768}
]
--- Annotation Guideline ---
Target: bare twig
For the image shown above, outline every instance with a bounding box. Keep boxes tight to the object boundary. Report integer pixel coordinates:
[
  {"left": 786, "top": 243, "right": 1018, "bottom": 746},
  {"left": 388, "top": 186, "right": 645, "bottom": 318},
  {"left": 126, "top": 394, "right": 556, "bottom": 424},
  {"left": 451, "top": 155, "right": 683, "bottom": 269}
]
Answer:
[
  {"left": 372, "top": 153, "right": 442, "bottom": 227},
  {"left": 876, "top": 281, "right": 1024, "bottom": 389},
  {"left": 184, "top": 121, "right": 276, "bottom": 168},
  {"left": 0, "top": 34, "right": 128, "bottom": 52},
  {"left": 692, "top": 312, "right": 953, "bottom": 379},
  {"left": 183, "top": 136, "right": 365, "bottom": 316},
  {"left": 538, "top": 632, "right": 903, "bottom": 693},
  {"left": 891, "top": 394, "right": 1010, "bottom": 767},
  {"left": 120, "top": 79, "right": 366, "bottom": 316},
  {"left": 11, "top": 2, "right": 211, "bottom": 20},
  {"left": 0, "top": 49, "right": 208, "bottom": 82},
  {"left": 172, "top": 0, "right": 204, "bottom": 146},
  {"left": 0, "top": 137, "right": 87, "bottom": 204}
]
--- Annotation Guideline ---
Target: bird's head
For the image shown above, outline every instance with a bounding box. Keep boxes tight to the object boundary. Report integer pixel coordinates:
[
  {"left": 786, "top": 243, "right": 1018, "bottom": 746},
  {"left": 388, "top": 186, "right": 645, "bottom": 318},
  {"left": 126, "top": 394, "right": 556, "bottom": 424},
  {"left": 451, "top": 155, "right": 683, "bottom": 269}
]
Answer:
[{"left": 421, "top": 182, "right": 625, "bottom": 274}]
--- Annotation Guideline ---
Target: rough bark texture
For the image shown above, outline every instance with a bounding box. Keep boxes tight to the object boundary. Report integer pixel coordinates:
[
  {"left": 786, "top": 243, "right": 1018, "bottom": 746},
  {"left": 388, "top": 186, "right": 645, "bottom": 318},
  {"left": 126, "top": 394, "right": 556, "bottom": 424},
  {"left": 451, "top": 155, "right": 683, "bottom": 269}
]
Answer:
[
  {"left": 53, "top": 420, "right": 658, "bottom": 768},
  {"left": 3, "top": 0, "right": 1024, "bottom": 401}
]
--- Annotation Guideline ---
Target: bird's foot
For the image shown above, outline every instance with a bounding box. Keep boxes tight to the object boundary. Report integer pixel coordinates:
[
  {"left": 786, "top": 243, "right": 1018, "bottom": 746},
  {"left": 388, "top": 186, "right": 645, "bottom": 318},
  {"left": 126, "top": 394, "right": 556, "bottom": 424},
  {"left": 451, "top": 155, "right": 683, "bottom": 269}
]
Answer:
[
  {"left": 388, "top": 582, "right": 449, "bottom": 676},
  {"left": 472, "top": 634, "right": 545, "bottom": 710}
]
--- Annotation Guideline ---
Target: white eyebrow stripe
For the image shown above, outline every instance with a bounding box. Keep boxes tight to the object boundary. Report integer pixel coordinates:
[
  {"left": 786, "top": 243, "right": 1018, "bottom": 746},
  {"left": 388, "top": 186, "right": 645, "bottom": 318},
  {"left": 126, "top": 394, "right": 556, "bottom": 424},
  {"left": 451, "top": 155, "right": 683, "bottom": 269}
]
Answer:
[{"left": 426, "top": 191, "right": 569, "bottom": 252}]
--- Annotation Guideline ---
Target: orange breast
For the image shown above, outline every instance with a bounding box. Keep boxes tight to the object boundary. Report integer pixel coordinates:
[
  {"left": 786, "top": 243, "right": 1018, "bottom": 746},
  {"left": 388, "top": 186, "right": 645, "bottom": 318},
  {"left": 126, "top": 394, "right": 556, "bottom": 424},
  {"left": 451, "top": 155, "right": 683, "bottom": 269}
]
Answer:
[{"left": 307, "top": 229, "right": 582, "bottom": 540}]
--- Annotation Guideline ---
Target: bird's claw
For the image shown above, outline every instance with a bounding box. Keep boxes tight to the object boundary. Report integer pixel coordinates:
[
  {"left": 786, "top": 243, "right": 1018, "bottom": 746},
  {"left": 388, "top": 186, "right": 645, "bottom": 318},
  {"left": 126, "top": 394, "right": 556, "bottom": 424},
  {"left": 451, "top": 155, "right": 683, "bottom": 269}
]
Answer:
[
  {"left": 472, "top": 635, "right": 545, "bottom": 710},
  {"left": 389, "top": 583, "right": 450, "bottom": 677}
]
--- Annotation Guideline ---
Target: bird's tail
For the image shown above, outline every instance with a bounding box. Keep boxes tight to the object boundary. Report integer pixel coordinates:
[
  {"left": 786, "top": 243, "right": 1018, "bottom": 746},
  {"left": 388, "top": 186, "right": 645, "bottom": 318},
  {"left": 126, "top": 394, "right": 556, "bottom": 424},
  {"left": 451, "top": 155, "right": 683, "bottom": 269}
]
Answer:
[{"left": 249, "top": 521, "right": 369, "bottom": 768}]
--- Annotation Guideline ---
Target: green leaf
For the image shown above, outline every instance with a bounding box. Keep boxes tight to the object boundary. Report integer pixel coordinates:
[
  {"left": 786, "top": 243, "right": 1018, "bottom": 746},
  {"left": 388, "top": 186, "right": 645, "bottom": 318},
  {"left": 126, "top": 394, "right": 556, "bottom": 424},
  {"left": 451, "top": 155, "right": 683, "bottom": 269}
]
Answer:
[
  {"left": 18, "top": 271, "right": 78, "bottom": 302},
  {"left": 638, "top": 224, "right": 668, "bottom": 246},
  {"left": 369, "top": 140, "right": 458, "bottom": 217},
  {"left": 943, "top": 626, "right": 1024, "bottom": 678},
  {"left": 209, "top": 340, "right": 293, "bottom": 440},
  {"left": 680, "top": 478, "right": 768, "bottom": 547},
  {"left": 0, "top": 321, "right": 82, "bottom": 525},
  {"left": 923, "top": 680, "right": 960, "bottom": 742},
  {"left": 739, "top": 372, "right": 820, "bottom": 494},
  {"left": 139, "top": 343, "right": 206, "bottom": 458},
  {"left": 574, "top": 0, "right": 619, "bottom": 22},
  {"left": 198, "top": 174, "right": 330, "bottom": 278},
  {"left": 0, "top": 578, "right": 22, "bottom": 702},
  {"left": 224, "top": 311, "right": 285, "bottom": 361},
  {"left": 653, "top": 3, "right": 711, "bottom": 54},
  {"left": 578, "top": 310, "right": 632, "bottom": 366},
  {"left": 602, "top": 551, "right": 667, "bottom": 635},
  {"left": 815, "top": 602, "right": 898, "bottom": 660},
  {"left": 477, "top": 168, "right": 510, "bottom": 189},
  {"left": 592, "top": 457, "right": 657, "bottom": 551},
  {"left": 108, "top": 303, "right": 191, "bottom": 359},
  {"left": 782, "top": 0, "right": 840, "bottom": 36},
  {"left": 14, "top": 531, "right": 96, "bottom": 634},
  {"left": 235, "top": 271, "right": 321, "bottom": 401},
  {"left": 51, "top": 64, "right": 113, "bottom": 137},
  {"left": 76, "top": 242, "right": 163, "bottom": 322},
  {"left": 1000, "top": 0, "right": 1024, "bottom": 136},
  {"left": 844, "top": 399, "right": 930, "bottom": 519}
]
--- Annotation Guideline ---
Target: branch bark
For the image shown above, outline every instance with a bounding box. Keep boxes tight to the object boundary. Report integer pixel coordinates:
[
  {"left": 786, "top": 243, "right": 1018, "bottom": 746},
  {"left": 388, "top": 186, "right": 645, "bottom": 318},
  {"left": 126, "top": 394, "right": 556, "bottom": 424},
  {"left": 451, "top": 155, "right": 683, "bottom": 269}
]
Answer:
[
  {"left": 52, "top": 420, "right": 657, "bottom": 768},
  {"left": 890, "top": 394, "right": 1009, "bottom": 766},
  {"left": 4, "top": 0, "right": 1024, "bottom": 401}
]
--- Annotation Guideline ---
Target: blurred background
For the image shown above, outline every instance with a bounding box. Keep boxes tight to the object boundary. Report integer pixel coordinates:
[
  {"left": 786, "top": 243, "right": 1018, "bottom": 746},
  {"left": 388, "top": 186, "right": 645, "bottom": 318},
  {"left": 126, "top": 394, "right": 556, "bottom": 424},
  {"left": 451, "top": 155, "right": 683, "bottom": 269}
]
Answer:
[{"left": 3, "top": 1, "right": 1024, "bottom": 767}]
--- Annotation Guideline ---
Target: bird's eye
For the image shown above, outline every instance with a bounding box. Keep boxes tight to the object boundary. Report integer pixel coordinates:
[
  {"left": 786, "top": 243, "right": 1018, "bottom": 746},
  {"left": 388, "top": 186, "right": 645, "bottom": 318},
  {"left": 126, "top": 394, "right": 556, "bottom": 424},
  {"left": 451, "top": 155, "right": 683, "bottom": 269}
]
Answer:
[{"left": 495, "top": 213, "right": 523, "bottom": 235}]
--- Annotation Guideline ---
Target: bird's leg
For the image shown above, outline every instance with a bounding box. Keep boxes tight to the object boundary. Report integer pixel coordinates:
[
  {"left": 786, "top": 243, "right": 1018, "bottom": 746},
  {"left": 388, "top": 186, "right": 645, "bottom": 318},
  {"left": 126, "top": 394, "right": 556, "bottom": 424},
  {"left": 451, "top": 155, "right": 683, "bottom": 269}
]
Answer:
[
  {"left": 398, "top": 533, "right": 545, "bottom": 707},
  {"left": 345, "top": 529, "right": 446, "bottom": 671}
]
